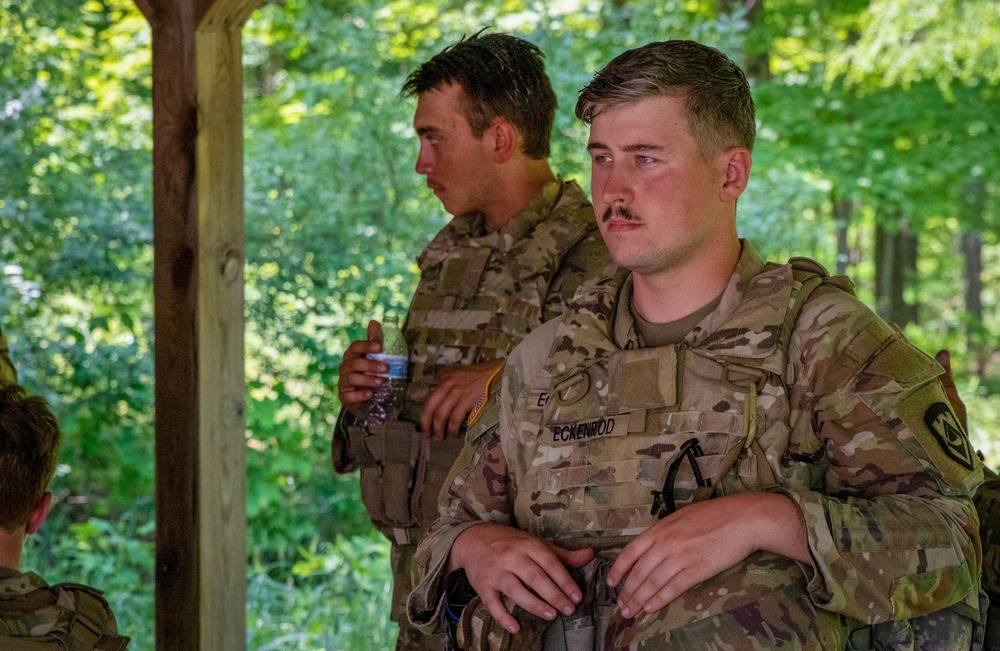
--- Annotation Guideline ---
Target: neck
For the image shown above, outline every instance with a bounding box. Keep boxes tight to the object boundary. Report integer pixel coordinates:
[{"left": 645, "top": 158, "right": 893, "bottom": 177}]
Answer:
[
  {"left": 632, "top": 235, "right": 741, "bottom": 323},
  {"left": 0, "top": 529, "right": 25, "bottom": 571},
  {"left": 483, "top": 158, "right": 556, "bottom": 231}
]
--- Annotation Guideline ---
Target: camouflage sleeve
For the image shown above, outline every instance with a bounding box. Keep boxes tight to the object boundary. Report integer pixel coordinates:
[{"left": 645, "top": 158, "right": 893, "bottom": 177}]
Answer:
[
  {"left": 407, "top": 375, "right": 516, "bottom": 633},
  {"left": 976, "top": 465, "right": 1000, "bottom": 596},
  {"left": 542, "top": 229, "right": 615, "bottom": 322},
  {"left": 0, "top": 326, "right": 18, "bottom": 386},
  {"left": 781, "top": 287, "right": 983, "bottom": 624}
]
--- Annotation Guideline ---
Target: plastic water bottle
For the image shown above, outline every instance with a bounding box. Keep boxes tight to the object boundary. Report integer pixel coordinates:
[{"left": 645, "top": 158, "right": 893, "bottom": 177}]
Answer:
[{"left": 363, "top": 316, "right": 408, "bottom": 426}]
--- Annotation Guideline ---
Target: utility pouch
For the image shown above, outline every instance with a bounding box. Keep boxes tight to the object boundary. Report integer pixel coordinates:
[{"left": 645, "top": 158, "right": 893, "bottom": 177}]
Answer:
[
  {"left": 413, "top": 435, "right": 467, "bottom": 529},
  {"left": 348, "top": 420, "right": 422, "bottom": 538},
  {"left": 456, "top": 596, "right": 550, "bottom": 651},
  {"left": 454, "top": 557, "right": 617, "bottom": 651}
]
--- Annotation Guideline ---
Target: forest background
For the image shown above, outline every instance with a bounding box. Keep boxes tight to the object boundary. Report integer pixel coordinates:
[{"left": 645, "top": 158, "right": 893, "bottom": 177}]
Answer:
[{"left": 1, "top": 0, "right": 999, "bottom": 648}]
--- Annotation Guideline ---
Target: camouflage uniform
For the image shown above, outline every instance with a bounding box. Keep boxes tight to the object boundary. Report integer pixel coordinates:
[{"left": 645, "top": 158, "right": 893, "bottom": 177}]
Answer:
[
  {"left": 0, "top": 567, "right": 129, "bottom": 649},
  {"left": 408, "top": 242, "right": 983, "bottom": 650},
  {"left": 0, "top": 325, "right": 17, "bottom": 386},
  {"left": 332, "top": 179, "right": 614, "bottom": 650},
  {"left": 978, "top": 466, "right": 1000, "bottom": 650}
]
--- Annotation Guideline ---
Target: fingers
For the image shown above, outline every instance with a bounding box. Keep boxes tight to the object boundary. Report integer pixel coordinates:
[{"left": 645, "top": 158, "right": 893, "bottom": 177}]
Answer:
[
  {"left": 478, "top": 590, "right": 522, "bottom": 635},
  {"left": 420, "top": 375, "right": 476, "bottom": 439},
  {"left": 420, "top": 383, "right": 462, "bottom": 440},
  {"left": 614, "top": 553, "right": 686, "bottom": 619},
  {"left": 551, "top": 545, "right": 596, "bottom": 570},
  {"left": 456, "top": 526, "right": 584, "bottom": 633},
  {"left": 366, "top": 319, "right": 382, "bottom": 342},
  {"left": 336, "top": 324, "right": 387, "bottom": 414}
]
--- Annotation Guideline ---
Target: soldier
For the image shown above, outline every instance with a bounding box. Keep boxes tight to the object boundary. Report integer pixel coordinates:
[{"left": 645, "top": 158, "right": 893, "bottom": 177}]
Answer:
[
  {"left": 0, "top": 325, "right": 16, "bottom": 386},
  {"left": 332, "top": 32, "right": 614, "bottom": 650},
  {"left": 407, "top": 40, "right": 984, "bottom": 650},
  {"left": 0, "top": 383, "right": 129, "bottom": 649}
]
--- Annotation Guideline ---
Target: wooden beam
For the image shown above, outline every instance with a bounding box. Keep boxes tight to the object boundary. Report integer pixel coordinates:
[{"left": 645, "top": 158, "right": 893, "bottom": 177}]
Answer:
[
  {"left": 201, "top": 0, "right": 263, "bottom": 30},
  {"left": 132, "top": 0, "right": 153, "bottom": 22},
  {"left": 195, "top": 17, "right": 250, "bottom": 651},
  {"left": 146, "top": 2, "right": 201, "bottom": 648},
  {"left": 137, "top": 0, "right": 262, "bottom": 648}
]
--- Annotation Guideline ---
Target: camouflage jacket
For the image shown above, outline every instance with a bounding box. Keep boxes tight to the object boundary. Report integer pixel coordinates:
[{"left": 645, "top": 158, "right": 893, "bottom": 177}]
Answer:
[
  {"left": 408, "top": 241, "right": 983, "bottom": 633},
  {"left": 332, "top": 179, "right": 615, "bottom": 543},
  {"left": 0, "top": 568, "right": 129, "bottom": 650},
  {"left": 0, "top": 325, "right": 16, "bottom": 386},
  {"left": 399, "top": 178, "right": 612, "bottom": 421}
]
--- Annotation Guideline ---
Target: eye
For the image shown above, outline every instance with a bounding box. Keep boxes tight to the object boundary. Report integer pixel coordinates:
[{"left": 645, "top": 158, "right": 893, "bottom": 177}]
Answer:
[
  {"left": 636, "top": 155, "right": 656, "bottom": 165},
  {"left": 592, "top": 153, "right": 612, "bottom": 164}
]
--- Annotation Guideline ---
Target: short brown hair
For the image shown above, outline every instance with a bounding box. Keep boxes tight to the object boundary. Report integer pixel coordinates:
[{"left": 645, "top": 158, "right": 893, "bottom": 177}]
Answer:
[
  {"left": 401, "top": 31, "right": 557, "bottom": 159},
  {"left": 0, "top": 384, "right": 61, "bottom": 531},
  {"left": 576, "top": 40, "right": 756, "bottom": 158}
]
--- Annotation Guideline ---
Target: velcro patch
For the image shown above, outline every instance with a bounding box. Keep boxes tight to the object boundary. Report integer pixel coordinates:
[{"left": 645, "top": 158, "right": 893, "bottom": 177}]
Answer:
[
  {"left": 893, "top": 380, "right": 979, "bottom": 490},
  {"left": 924, "top": 402, "right": 975, "bottom": 470}
]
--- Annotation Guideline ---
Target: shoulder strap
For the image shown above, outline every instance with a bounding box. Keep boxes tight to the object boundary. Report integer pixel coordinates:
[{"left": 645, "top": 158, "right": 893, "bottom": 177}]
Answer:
[
  {"left": 0, "top": 634, "right": 63, "bottom": 649},
  {"left": 772, "top": 257, "right": 856, "bottom": 384},
  {"left": 57, "top": 584, "right": 129, "bottom": 651}
]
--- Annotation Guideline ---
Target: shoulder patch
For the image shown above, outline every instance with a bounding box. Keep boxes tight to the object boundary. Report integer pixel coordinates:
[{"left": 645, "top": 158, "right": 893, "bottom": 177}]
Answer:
[
  {"left": 924, "top": 402, "right": 975, "bottom": 470},
  {"left": 467, "top": 362, "right": 504, "bottom": 427}
]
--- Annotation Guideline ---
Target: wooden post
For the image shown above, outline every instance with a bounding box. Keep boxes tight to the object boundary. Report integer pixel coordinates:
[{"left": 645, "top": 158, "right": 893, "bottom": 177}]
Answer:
[{"left": 138, "top": 0, "right": 262, "bottom": 648}]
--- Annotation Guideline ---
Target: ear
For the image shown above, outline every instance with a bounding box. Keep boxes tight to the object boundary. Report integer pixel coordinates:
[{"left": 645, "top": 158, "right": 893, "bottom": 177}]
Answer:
[
  {"left": 25, "top": 492, "right": 52, "bottom": 536},
  {"left": 491, "top": 119, "right": 518, "bottom": 163},
  {"left": 718, "top": 147, "right": 752, "bottom": 202}
]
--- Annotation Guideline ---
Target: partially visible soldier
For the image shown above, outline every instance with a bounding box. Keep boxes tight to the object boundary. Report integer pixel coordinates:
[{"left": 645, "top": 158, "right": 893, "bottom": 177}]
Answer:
[
  {"left": 0, "top": 325, "right": 16, "bottom": 385},
  {"left": 939, "top": 350, "right": 1000, "bottom": 651},
  {"left": 408, "top": 40, "right": 984, "bottom": 649},
  {"left": 978, "top": 467, "right": 1000, "bottom": 651},
  {"left": 0, "top": 383, "right": 129, "bottom": 650},
  {"left": 332, "top": 32, "right": 614, "bottom": 650}
]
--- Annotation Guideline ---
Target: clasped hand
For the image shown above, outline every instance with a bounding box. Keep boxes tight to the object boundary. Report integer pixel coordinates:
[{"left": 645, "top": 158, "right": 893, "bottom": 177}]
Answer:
[{"left": 450, "top": 493, "right": 807, "bottom": 633}]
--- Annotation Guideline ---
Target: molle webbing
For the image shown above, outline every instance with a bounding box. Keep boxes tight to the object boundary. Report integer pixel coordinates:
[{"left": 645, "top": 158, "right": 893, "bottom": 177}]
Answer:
[{"left": 406, "top": 184, "right": 597, "bottom": 414}]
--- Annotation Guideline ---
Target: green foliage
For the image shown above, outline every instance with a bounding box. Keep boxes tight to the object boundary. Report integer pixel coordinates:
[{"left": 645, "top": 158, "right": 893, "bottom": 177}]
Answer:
[
  {"left": 248, "top": 535, "right": 394, "bottom": 651},
  {"left": 1, "top": 0, "right": 998, "bottom": 649}
]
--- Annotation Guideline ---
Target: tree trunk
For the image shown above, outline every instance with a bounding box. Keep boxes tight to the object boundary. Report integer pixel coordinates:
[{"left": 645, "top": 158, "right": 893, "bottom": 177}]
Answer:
[
  {"left": 874, "top": 218, "right": 918, "bottom": 327},
  {"left": 960, "top": 179, "right": 987, "bottom": 377},
  {"left": 833, "top": 193, "right": 852, "bottom": 276},
  {"left": 962, "top": 230, "right": 984, "bottom": 322}
]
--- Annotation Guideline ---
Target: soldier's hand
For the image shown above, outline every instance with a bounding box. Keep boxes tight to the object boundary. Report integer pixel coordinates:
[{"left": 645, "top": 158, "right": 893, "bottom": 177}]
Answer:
[
  {"left": 420, "top": 358, "right": 504, "bottom": 440},
  {"left": 608, "top": 493, "right": 810, "bottom": 619},
  {"left": 336, "top": 320, "right": 385, "bottom": 416},
  {"left": 449, "top": 523, "right": 594, "bottom": 635}
]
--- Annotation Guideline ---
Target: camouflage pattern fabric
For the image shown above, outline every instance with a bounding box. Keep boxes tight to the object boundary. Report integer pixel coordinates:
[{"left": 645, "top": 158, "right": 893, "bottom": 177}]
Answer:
[
  {"left": 978, "top": 466, "right": 1000, "bottom": 651},
  {"left": 978, "top": 466, "right": 1000, "bottom": 598},
  {"left": 408, "top": 241, "right": 983, "bottom": 649},
  {"left": 0, "top": 325, "right": 17, "bottom": 386},
  {"left": 0, "top": 568, "right": 129, "bottom": 649},
  {"left": 333, "top": 179, "right": 614, "bottom": 650}
]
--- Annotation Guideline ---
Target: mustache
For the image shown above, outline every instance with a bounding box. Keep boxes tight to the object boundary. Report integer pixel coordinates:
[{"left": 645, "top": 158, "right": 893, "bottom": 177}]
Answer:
[{"left": 601, "top": 204, "right": 640, "bottom": 223}]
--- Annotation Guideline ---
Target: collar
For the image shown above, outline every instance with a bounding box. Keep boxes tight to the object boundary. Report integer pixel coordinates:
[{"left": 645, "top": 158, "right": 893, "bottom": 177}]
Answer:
[
  {"left": 612, "top": 239, "right": 765, "bottom": 350},
  {"left": 0, "top": 567, "right": 48, "bottom": 599}
]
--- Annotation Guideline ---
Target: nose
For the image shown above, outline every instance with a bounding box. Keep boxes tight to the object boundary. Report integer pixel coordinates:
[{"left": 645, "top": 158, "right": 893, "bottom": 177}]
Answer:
[
  {"left": 597, "top": 163, "right": 632, "bottom": 207},
  {"left": 415, "top": 142, "right": 434, "bottom": 176}
]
